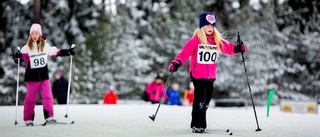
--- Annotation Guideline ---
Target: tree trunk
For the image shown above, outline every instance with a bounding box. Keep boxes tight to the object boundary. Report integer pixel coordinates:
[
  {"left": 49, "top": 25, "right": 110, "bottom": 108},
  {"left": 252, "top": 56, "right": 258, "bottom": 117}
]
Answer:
[{"left": 33, "top": 0, "right": 40, "bottom": 23}]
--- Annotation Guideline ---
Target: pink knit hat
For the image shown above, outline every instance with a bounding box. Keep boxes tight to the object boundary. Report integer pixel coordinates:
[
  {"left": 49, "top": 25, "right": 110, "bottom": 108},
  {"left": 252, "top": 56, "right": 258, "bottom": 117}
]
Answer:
[{"left": 29, "top": 23, "right": 42, "bottom": 35}]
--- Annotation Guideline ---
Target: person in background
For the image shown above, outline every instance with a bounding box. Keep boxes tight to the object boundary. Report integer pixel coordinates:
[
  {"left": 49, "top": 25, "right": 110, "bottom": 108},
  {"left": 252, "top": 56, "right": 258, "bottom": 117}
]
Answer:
[
  {"left": 103, "top": 86, "right": 118, "bottom": 104},
  {"left": 52, "top": 70, "right": 70, "bottom": 104},
  {"left": 183, "top": 82, "right": 194, "bottom": 106},
  {"left": 146, "top": 75, "right": 165, "bottom": 104},
  {"left": 166, "top": 83, "right": 182, "bottom": 106}
]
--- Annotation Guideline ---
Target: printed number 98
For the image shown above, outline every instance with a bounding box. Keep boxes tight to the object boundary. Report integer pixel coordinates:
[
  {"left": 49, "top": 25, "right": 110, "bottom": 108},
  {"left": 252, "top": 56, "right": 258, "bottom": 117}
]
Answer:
[{"left": 34, "top": 58, "right": 45, "bottom": 66}]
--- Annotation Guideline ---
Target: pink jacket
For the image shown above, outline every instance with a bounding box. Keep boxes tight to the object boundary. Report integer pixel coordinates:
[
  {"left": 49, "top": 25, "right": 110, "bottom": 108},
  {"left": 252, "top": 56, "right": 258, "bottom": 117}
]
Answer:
[
  {"left": 146, "top": 81, "right": 165, "bottom": 102},
  {"left": 175, "top": 35, "right": 237, "bottom": 79}
]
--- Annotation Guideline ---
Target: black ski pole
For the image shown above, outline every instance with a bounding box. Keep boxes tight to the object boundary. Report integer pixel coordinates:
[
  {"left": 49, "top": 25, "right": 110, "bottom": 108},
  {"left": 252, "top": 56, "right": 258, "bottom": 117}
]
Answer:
[
  {"left": 65, "top": 44, "right": 76, "bottom": 118},
  {"left": 149, "top": 72, "right": 174, "bottom": 121},
  {"left": 238, "top": 31, "right": 262, "bottom": 132}
]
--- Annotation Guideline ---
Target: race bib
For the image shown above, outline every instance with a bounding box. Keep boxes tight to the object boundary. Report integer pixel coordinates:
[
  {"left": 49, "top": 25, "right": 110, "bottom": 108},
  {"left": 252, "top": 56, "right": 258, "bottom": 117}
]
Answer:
[
  {"left": 29, "top": 53, "right": 47, "bottom": 69},
  {"left": 197, "top": 44, "right": 217, "bottom": 64}
]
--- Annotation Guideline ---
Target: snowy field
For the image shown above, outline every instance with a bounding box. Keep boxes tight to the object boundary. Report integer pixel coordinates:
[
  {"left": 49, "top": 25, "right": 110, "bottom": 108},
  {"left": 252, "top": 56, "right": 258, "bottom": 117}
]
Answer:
[{"left": 1, "top": 101, "right": 320, "bottom": 137}]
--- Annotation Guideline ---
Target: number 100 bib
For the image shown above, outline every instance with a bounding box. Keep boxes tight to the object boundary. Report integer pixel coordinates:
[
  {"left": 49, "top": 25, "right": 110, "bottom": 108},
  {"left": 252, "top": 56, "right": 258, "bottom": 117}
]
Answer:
[
  {"left": 29, "top": 53, "right": 48, "bottom": 69},
  {"left": 197, "top": 44, "right": 217, "bottom": 64}
]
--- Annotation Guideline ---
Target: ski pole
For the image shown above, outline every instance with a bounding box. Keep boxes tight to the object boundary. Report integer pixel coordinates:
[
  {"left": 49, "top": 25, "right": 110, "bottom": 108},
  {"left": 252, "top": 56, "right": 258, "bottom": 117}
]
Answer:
[
  {"left": 238, "top": 31, "right": 262, "bottom": 132},
  {"left": 65, "top": 44, "right": 76, "bottom": 118},
  {"left": 14, "top": 47, "right": 20, "bottom": 125},
  {"left": 149, "top": 72, "right": 174, "bottom": 121}
]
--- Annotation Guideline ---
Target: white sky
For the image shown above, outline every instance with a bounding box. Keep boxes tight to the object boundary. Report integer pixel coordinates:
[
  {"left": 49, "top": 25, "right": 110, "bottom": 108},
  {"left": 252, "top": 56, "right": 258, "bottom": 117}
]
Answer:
[{"left": 18, "top": 0, "right": 29, "bottom": 5}]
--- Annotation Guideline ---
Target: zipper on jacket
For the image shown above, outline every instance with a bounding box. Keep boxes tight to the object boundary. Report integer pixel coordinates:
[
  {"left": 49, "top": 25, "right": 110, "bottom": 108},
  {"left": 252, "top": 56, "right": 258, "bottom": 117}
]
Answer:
[
  {"left": 206, "top": 37, "right": 212, "bottom": 79},
  {"left": 37, "top": 45, "right": 42, "bottom": 81},
  {"left": 206, "top": 64, "right": 209, "bottom": 79},
  {"left": 38, "top": 69, "right": 41, "bottom": 81}
]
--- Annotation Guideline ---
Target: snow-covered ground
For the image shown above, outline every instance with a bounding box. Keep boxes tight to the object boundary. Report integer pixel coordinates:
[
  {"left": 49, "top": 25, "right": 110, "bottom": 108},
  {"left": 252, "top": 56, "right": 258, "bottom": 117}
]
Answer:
[{"left": 1, "top": 101, "right": 320, "bottom": 137}]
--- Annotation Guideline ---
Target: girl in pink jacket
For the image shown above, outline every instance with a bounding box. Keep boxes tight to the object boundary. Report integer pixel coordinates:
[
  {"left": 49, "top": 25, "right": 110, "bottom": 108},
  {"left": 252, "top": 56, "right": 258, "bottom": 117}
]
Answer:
[
  {"left": 146, "top": 75, "right": 165, "bottom": 104},
  {"left": 14, "top": 23, "right": 75, "bottom": 126},
  {"left": 168, "top": 12, "right": 246, "bottom": 133}
]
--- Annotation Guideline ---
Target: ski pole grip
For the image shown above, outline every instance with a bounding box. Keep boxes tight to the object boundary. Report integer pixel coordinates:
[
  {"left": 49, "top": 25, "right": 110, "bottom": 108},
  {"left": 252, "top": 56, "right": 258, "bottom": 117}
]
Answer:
[
  {"left": 71, "top": 44, "right": 76, "bottom": 49},
  {"left": 237, "top": 31, "right": 241, "bottom": 45}
]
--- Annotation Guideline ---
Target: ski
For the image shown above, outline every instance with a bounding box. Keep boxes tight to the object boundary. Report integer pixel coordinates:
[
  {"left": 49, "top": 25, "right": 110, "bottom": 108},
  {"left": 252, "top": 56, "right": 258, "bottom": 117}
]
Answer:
[
  {"left": 19, "top": 121, "right": 74, "bottom": 127},
  {"left": 198, "top": 129, "right": 233, "bottom": 135},
  {"left": 42, "top": 120, "right": 75, "bottom": 126}
]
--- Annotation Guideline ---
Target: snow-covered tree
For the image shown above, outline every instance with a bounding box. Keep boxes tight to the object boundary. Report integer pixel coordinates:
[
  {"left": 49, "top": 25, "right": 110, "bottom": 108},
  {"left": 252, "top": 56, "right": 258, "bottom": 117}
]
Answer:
[{"left": 0, "top": 0, "right": 33, "bottom": 105}]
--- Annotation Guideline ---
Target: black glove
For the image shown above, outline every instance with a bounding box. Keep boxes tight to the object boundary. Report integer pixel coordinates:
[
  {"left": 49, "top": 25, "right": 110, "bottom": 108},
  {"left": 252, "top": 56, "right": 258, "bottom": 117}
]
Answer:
[
  {"left": 168, "top": 60, "right": 181, "bottom": 72},
  {"left": 14, "top": 51, "right": 22, "bottom": 58},
  {"left": 69, "top": 47, "right": 75, "bottom": 56},
  {"left": 234, "top": 40, "right": 246, "bottom": 53},
  {"left": 58, "top": 48, "right": 75, "bottom": 56}
]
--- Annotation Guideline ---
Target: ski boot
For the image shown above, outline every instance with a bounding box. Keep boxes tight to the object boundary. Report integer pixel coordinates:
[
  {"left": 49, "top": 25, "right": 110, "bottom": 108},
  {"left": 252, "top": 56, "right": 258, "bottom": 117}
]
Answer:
[
  {"left": 45, "top": 117, "right": 57, "bottom": 124},
  {"left": 192, "top": 127, "right": 206, "bottom": 133},
  {"left": 25, "top": 121, "right": 34, "bottom": 126}
]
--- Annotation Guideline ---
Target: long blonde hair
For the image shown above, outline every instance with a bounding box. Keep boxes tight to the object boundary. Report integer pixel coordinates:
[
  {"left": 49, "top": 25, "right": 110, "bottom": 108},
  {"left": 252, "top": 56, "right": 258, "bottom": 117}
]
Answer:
[
  {"left": 193, "top": 27, "right": 224, "bottom": 54},
  {"left": 27, "top": 35, "right": 45, "bottom": 52}
]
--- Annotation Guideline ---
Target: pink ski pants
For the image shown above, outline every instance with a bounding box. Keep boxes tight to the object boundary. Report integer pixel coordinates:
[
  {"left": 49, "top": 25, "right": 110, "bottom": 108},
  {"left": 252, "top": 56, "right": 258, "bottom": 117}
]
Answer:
[{"left": 24, "top": 80, "right": 54, "bottom": 121}]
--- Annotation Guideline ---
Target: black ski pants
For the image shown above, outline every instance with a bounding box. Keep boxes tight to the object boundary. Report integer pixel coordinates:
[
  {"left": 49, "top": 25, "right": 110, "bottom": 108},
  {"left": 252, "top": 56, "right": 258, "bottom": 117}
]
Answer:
[{"left": 190, "top": 78, "right": 214, "bottom": 129}]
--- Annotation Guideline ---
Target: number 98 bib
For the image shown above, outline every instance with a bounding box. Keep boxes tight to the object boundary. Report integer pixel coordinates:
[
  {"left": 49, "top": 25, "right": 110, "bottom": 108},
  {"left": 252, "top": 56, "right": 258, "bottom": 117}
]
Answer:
[
  {"left": 29, "top": 53, "right": 48, "bottom": 69},
  {"left": 197, "top": 44, "right": 217, "bottom": 64}
]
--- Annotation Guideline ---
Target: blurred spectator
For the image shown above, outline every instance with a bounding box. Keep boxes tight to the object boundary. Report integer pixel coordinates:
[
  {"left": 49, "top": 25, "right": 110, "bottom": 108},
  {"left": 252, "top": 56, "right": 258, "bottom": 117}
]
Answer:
[
  {"left": 166, "top": 83, "right": 182, "bottom": 106},
  {"left": 183, "top": 82, "right": 194, "bottom": 106},
  {"left": 103, "top": 86, "right": 118, "bottom": 104},
  {"left": 52, "top": 70, "right": 70, "bottom": 104},
  {"left": 146, "top": 75, "right": 165, "bottom": 104}
]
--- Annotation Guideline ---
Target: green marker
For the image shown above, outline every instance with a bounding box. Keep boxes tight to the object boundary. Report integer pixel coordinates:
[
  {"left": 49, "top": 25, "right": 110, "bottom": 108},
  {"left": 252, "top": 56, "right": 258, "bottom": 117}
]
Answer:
[{"left": 267, "top": 90, "right": 275, "bottom": 117}]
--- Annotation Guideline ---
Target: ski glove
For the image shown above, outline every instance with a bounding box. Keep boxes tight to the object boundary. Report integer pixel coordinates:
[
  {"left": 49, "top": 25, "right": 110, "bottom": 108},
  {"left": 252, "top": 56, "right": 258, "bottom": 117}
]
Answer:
[
  {"left": 168, "top": 59, "right": 182, "bottom": 72},
  {"left": 58, "top": 48, "right": 75, "bottom": 56},
  {"left": 234, "top": 40, "right": 246, "bottom": 53},
  {"left": 14, "top": 51, "right": 22, "bottom": 58}
]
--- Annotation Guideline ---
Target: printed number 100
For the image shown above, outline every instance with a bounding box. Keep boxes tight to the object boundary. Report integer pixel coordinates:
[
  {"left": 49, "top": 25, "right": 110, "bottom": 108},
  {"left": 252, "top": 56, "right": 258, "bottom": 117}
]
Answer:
[{"left": 198, "top": 51, "right": 217, "bottom": 62}]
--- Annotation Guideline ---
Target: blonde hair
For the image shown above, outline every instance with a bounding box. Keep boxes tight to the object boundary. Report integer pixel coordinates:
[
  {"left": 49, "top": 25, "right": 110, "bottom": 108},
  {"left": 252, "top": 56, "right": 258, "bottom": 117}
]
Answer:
[
  {"left": 27, "top": 35, "right": 45, "bottom": 52},
  {"left": 193, "top": 27, "right": 224, "bottom": 54}
]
